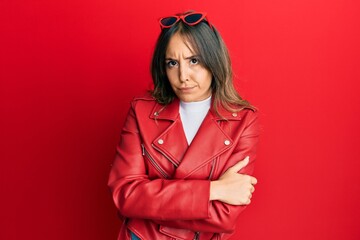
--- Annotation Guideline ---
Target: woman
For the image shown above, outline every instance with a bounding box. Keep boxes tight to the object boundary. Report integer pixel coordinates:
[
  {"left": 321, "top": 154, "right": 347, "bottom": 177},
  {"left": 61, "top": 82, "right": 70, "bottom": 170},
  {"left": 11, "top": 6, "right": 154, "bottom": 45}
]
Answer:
[{"left": 108, "top": 11, "right": 259, "bottom": 240}]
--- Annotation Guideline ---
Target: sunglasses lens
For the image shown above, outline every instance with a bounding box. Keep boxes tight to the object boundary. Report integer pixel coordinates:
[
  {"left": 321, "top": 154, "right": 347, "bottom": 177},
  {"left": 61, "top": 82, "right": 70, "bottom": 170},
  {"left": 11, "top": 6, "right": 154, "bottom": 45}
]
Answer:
[
  {"left": 160, "top": 17, "right": 178, "bottom": 27},
  {"left": 184, "top": 13, "right": 203, "bottom": 24}
]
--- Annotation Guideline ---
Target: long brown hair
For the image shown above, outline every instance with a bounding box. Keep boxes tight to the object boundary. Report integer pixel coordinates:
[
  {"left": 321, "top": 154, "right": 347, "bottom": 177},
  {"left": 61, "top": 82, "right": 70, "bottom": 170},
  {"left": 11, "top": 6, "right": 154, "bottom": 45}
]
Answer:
[{"left": 150, "top": 12, "right": 253, "bottom": 117}]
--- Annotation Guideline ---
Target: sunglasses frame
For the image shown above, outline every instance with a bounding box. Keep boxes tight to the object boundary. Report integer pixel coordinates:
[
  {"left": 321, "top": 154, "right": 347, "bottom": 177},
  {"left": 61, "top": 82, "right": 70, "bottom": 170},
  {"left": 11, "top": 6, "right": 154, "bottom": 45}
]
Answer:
[{"left": 159, "top": 12, "right": 212, "bottom": 30}]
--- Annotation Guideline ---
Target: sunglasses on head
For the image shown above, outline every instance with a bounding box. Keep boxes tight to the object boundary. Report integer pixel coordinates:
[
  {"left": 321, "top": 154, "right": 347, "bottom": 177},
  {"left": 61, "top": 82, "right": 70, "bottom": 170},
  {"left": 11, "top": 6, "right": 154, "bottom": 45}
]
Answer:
[{"left": 159, "top": 12, "right": 213, "bottom": 30}]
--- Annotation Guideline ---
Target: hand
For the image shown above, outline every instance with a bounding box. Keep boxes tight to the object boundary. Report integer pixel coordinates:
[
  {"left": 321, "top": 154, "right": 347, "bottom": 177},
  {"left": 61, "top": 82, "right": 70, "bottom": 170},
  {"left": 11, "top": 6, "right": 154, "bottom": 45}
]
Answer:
[{"left": 210, "top": 156, "right": 257, "bottom": 205}]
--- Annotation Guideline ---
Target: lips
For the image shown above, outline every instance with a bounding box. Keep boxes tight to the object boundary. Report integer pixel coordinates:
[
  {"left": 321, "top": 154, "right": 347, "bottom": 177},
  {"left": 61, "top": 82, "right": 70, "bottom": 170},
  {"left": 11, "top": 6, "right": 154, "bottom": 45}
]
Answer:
[{"left": 178, "top": 86, "right": 196, "bottom": 92}]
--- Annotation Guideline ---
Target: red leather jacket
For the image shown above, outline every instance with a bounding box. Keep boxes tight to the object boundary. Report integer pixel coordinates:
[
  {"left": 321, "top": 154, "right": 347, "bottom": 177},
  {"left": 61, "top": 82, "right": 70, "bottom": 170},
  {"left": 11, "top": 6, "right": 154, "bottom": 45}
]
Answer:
[{"left": 108, "top": 95, "right": 259, "bottom": 240}]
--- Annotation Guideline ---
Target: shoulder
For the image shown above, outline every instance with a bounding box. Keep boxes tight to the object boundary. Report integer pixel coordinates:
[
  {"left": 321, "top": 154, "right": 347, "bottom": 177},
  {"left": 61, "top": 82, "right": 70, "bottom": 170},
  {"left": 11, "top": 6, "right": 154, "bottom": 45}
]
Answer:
[
  {"left": 214, "top": 104, "right": 259, "bottom": 135},
  {"left": 213, "top": 103, "right": 258, "bottom": 121},
  {"left": 240, "top": 106, "right": 258, "bottom": 118},
  {"left": 232, "top": 108, "right": 259, "bottom": 129},
  {"left": 240, "top": 108, "right": 258, "bottom": 126},
  {"left": 130, "top": 92, "right": 157, "bottom": 106},
  {"left": 129, "top": 93, "right": 164, "bottom": 117}
]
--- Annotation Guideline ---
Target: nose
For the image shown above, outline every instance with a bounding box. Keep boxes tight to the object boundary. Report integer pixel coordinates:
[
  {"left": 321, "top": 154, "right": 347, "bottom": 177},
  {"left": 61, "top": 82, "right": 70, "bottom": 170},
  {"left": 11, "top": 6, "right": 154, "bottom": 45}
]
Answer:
[{"left": 179, "top": 64, "right": 189, "bottom": 83}]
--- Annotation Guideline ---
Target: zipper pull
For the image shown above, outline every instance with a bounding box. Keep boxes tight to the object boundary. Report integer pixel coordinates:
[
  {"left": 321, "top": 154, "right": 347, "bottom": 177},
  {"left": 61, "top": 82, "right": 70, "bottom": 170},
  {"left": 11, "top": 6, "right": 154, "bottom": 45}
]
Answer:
[
  {"left": 194, "top": 232, "right": 200, "bottom": 240},
  {"left": 141, "top": 144, "right": 145, "bottom": 156}
]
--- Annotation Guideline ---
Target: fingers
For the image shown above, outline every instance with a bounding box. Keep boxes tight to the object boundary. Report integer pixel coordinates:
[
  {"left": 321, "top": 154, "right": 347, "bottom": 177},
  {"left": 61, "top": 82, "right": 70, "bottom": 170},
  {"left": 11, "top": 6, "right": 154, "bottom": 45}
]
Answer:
[
  {"left": 251, "top": 176, "right": 258, "bottom": 185},
  {"left": 245, "top": 191, "right": 254, "bottom": 205},
  {"left": 229, "top": 156, "right": 249, "bottom": 173}
]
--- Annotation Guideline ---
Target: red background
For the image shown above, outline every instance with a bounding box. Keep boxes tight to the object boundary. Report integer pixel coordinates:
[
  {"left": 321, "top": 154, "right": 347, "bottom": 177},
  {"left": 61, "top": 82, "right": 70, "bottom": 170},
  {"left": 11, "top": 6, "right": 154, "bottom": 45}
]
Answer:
[{"left": 1, "top": 0, "right": 360, "bottom": 239}]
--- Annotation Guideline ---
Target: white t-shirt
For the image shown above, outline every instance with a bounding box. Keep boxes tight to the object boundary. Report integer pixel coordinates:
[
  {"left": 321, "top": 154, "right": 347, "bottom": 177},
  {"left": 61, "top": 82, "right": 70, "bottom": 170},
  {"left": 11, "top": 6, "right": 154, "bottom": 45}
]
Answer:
[{"left": 179, "top": 96, "right": 211, "bottom": 145}]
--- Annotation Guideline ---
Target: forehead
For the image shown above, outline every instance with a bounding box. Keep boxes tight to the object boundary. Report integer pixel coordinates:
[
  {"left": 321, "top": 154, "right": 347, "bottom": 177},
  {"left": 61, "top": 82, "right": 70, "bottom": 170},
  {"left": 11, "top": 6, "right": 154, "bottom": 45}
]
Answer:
[{"left": 166, "top": 33, "right": 197, "bottom": 57}]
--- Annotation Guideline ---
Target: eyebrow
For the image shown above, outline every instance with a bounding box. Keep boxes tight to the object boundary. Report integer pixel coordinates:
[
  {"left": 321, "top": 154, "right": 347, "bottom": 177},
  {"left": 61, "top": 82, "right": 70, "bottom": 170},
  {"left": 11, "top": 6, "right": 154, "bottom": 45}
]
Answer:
[{"left": 165, "top": 55, "right": 199, "bottom": 61}]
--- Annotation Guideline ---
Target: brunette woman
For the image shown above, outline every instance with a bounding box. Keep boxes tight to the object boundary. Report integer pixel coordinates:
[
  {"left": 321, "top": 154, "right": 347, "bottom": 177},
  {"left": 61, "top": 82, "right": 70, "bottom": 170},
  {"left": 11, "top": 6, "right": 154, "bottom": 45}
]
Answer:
[{"left": 108, "top": 11, "right": 259, "bottom": 240}]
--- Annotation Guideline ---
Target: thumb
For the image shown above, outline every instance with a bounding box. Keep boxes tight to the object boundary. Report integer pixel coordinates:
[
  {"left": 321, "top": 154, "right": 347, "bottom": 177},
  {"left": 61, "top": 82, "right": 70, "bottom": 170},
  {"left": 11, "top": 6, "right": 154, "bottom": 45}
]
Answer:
[{"left": 230, "top": 156, "right": 249, "bottom": 173}]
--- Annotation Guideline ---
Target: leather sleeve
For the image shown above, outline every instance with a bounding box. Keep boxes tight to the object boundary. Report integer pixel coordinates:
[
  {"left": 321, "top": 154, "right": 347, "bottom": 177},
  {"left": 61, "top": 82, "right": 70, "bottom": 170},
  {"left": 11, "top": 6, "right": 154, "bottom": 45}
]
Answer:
[
  {"left": 108, "top": 103, "right": 211, "bottom": 221},
  {"left": 154, "top": 110, "right": 259, "bottom": 233}
]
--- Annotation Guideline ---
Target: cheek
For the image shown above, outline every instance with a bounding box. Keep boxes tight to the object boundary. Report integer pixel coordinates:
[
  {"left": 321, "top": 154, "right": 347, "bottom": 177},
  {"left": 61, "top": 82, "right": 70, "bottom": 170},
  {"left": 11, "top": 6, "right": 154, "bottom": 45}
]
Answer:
[
  {"left": 198, "top": 71, "right": 212, "bottom": 87},
  {"left": 166, "top": 70, "right": 177, "bottom": 88}
]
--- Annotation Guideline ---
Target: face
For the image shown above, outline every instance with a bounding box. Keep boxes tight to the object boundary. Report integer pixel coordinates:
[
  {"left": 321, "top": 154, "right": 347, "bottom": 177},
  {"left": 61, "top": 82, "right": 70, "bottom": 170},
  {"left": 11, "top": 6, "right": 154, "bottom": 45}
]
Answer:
[{"left": 165, "top": 33, "right": 212, "bottom": 102}]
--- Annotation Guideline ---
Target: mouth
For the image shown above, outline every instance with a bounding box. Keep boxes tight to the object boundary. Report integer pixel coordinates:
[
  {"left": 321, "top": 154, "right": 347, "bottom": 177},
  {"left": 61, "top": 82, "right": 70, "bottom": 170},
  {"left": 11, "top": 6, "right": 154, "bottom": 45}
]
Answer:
[{"left": 178, "top": 86, "right": 196, "bottom": 92}]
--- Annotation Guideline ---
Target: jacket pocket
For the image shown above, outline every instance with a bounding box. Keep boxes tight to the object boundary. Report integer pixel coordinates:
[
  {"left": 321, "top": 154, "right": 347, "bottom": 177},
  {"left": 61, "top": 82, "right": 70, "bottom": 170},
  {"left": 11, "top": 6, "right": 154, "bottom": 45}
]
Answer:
[
  {"left": 159, "top": 225, "right": 195, "bottom": 240},
  {"left": 142, "top": 144, "right": 169, "bottom": 179}
]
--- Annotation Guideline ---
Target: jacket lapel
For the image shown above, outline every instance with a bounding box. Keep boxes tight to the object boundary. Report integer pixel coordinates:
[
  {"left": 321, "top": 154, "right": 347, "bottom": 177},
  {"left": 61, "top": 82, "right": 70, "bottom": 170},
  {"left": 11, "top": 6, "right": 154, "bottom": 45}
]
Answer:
[
  {"left": 150, "top": 99, "right": 188, "bottom": 167},
  {"left": 174, "top": 110, "right": 233, "bottom": 179}
]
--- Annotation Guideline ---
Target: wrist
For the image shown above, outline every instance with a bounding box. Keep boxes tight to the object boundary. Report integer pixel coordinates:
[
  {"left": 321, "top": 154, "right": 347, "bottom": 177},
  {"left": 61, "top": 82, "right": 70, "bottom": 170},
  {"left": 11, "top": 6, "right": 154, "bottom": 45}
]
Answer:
[{"left": 210, "top": 180, "right": 220, "bottom": 201}]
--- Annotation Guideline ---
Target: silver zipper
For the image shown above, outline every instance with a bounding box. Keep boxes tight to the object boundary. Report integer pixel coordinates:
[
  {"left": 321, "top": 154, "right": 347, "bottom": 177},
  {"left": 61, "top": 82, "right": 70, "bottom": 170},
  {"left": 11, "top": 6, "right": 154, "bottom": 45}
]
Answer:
[
  {"left": 142, "top": 144, "right": 169, "bottom": 179},
  {"left": 194, "top": 232, "right": 200, "bottom": 240},
  {"left": 208, "top": 159, "right": 216, "bottom": 180},
  {"left": 152, "top": 143, "right": 179, "bottom": 167}
]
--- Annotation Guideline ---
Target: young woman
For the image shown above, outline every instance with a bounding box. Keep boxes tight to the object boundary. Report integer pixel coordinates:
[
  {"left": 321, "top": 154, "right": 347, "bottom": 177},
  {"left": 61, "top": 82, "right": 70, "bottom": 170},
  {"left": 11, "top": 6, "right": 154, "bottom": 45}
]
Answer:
[{"left": 108, "top": 11, "right": 259, "bottom": 240}]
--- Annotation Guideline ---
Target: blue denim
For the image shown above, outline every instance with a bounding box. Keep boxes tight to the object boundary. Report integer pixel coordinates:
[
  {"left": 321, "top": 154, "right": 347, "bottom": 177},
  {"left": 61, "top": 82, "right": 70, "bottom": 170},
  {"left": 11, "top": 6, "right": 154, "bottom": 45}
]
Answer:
[{"left": 130, "top": 231, "right": 141, "bottom": 240}]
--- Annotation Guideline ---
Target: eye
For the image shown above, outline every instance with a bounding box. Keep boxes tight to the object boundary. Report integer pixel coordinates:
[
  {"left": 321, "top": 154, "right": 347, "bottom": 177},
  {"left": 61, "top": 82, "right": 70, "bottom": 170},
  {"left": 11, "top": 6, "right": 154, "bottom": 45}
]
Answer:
[
  {"left": 190, "top": 58, "right": 199, "bottom": 65},
  {"left": 166, "top": 60, "right": 178, "bottom": 68}
]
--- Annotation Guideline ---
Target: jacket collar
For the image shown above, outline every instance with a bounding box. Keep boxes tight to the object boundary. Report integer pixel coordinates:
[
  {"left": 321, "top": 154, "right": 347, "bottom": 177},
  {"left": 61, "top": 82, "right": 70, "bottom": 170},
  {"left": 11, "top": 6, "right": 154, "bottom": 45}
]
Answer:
[{"left": 149, "top": 97, "right": 246, "bottom": 122}]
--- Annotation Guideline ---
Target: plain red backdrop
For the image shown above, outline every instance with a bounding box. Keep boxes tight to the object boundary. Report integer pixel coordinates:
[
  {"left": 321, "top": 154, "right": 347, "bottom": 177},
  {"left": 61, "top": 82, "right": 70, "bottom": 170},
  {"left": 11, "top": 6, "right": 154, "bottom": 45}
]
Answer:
[{"left": 1, "top": 0, "right": 360, "bottom": 239}]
